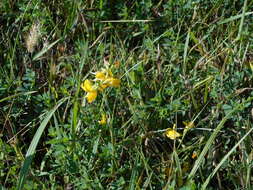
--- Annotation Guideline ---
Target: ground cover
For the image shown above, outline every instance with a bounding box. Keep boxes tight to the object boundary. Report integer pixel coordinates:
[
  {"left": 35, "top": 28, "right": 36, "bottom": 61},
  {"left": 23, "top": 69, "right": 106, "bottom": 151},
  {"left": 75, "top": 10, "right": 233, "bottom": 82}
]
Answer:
[{"left": 1, "top": 0, "right": 253, "bottom": 189}]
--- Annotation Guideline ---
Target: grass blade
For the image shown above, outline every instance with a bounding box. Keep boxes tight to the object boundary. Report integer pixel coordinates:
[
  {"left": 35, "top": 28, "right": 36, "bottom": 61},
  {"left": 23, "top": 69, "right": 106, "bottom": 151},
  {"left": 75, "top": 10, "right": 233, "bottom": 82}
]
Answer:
[
  {"left": 183, "top": 29, "right": 190, "bottom": 75},
  {"left": 17, "top": 97, "right": 68, "bottom": 190},
  {"left": 129, "top": 155, "right": 140, "bottom": 190},
  {"left": 201, "top": 127, "right": 253, "bottom": 189},
  {"left": 0, "top": 91, "right": 37, "bottom": 103},
  {"left": 236, "top": 0, "right": 248, "bottom": 41},
  {"left": 32, "top": 38, "right": 61, "bottom": 61},
  {"left": 218, "top": 11, "right": 253, "bottom": 25},
  {"left": 187, "top": 96, "right": 253, "bottom": 180},
  {"left": 100, "top": 19, "right": 153, "bottom": 23},
  {"left": 0, "top": 184, "right": 7, "bottom": 190}
]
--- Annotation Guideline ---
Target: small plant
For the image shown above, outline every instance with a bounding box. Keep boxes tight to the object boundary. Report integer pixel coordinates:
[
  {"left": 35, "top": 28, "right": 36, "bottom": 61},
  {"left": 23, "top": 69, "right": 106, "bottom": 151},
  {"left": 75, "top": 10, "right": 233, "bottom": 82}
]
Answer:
[{"left": 81, "top": 62, "right": 121, "bottom": 103}]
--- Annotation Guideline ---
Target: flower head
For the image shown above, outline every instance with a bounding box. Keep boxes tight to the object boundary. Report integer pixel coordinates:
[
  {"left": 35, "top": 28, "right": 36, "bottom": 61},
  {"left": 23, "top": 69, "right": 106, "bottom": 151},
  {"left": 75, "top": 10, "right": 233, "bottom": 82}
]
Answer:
[
  {"left": 95, "top": 69, "right": 113, "bottom": 80},
  {"left": 95, "top": 68, "right": 120, "bottom": 89},
  {"left": 85, "top": 91, "right": 97, "bottom": 103},
  {"left": 81, "top": 67, "right": 121, "bottom": 103},
  {"left": 95, "top": 71, "right": 106, "bottom": 81},
  {"left": 26, "top": 22, "right": 40, "bottom": 53},
  {"left": 165, "top": 124, "right": 181, "bottom": 140},
  {"left": 81, "top": 79, "right": 96, "bottom": 92},
  {"left": 98, "top": 113, "right": 107, "bottom": 125},
  {"left": 99, "top": 83, "right": 109, "bottom": 91},
  {"left": 192, "top": 152, "right": 197, "bottom": 159},
  {"left": 183, "top": 121, "right": 195, "bottom": 129},
  {"left": 104, "top": 78, "right": 121, "bottom": 87},
  {"left": 81, "top": 79, "right": 97, "bottom": 103}
]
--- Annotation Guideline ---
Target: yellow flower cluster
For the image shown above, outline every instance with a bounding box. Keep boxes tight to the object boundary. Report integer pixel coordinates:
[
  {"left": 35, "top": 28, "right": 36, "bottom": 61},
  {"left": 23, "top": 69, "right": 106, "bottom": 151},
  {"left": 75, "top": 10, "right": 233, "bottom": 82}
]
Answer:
[
  {"left": 95, "top": 68, "right": 121, "bottom": 89},
  {"left": 81, "top": 68, "right": 120, "bottom": 103}
]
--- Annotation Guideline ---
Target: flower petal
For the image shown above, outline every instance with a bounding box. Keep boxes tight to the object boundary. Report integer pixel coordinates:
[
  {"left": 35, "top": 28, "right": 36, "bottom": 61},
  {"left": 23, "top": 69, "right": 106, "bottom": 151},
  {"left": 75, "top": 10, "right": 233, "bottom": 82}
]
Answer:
[
  {"left": 98, "top": 113, "right": 107, "bottom": 125},
  {"left": 105, "top": 77, "right": 121, "bottom": 87},
  {"left": 81, "top": 79, "right": 95, "bottom": 92},
  {"left": 85, "top": 91, "right": 97, "bottom": 103},
  {"left": 98, "top": 83, "right": 109, "bottom": 91},
  {"left": 191, "top": 152, "right": 197, "bottom": 159},
  {"left": 165, "top": 128, "right": 181, "bottom": 140},
  {"left": 95, "top": 71, "right": 106, "bottom": 81},
  {"left": 183, "top": 121, "right": 195, "bottom": 129},
  {"left": 106, "top": 69, "right": 113, "bottom": 77}
]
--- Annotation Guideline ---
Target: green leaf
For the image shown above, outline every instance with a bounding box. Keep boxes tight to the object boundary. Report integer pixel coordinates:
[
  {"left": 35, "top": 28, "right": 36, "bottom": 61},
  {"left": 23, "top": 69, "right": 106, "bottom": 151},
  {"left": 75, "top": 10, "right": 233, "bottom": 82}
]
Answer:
[
  {"left": 218, "top": 11, "right": 253, "bottom": 25},
  {"left": 32, "top": 38, "right": 61, "bottom": 61},
  {"left": 0, "top": 91, "right": 37, "bottom": 103},
  {"left": 17, "top": 97, "right": 68, "bottom": 190}
]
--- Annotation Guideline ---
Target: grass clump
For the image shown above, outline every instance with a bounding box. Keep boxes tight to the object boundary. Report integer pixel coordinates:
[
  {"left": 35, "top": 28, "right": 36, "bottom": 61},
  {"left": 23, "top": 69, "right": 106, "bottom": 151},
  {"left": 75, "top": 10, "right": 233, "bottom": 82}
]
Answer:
[{"left": 1, "top": 0, "right": 253, "bottom": 189}]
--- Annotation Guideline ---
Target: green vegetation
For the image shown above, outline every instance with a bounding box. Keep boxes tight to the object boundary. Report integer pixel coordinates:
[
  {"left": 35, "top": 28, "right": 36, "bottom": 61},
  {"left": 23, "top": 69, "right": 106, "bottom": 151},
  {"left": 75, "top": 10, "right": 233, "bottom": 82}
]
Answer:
[{"left": 1, "top": 0, "right": 253, "bottom": 189}]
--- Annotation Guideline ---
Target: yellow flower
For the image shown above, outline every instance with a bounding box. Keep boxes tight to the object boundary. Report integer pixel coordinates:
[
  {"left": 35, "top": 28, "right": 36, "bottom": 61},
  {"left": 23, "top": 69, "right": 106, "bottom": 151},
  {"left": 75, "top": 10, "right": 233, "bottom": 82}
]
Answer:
[
  {"left": 183, "top": 121, "right": 195, "bottom": 129},
  {"left": 165, "top": 129, "right": 181, "bottom": 140},
  {"left": 81, "top": 68, "right": 120, "bottom": 103},
  {"left": 105, "top": 69, "right": 113, "bottom": 77},
  {"left": 191, "top": 152, "right": 197, "bottom": 159},
  {"left": 98, "top": 83, "right": 109, "bottom": 91},
  {"left": 97, "top": 68, "right": 113, "bottom": 78},
  {"left": 165, "top": 124, "right": 181, "bottom": 140},
  {"left": 95, "top": 71, "right": 106, "bottom": 81},
  {"left": 86, "top": 91, "right": 97, "bottom": 103},
  {"left": 98, "top": 113, "right": 107, "bottom": 125},
  {"left": 105, "top": 77, "right": 121, "bottom": 87},
  {"left": 95, "top": 69, "right": 120, "bottom": 89},
  {"left": 81, "top": 79, "right": 98, "bottom": 103},
  {"left": 81, "top": 79, "right": 95, "bottom": 92}
]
